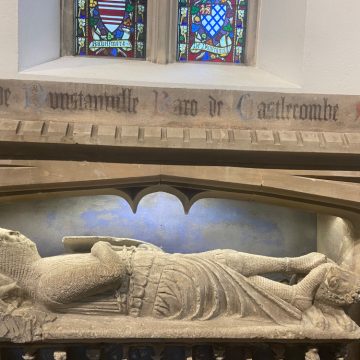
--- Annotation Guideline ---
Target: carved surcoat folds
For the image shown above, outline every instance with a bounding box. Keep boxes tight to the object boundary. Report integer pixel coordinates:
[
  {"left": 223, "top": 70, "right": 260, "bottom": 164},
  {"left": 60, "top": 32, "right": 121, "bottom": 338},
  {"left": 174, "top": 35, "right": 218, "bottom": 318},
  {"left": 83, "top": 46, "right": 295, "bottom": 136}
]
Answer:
[{"left": 125, "top": 250, "right": 302, "bottom": 323}]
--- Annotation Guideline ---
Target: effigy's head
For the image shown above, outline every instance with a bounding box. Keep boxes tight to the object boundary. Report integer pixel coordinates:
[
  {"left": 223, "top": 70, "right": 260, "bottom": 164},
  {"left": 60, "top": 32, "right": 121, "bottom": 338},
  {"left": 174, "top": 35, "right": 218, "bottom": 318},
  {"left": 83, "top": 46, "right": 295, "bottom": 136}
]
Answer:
[
  {"left": 0, "top": 228, "right": 39, "bottom": 255},
  {"left": 0, "top": 228, "right": 40, "bottom": 283},
  {"left": 316, "top": 264, "right": 360, "bottom": 306}
]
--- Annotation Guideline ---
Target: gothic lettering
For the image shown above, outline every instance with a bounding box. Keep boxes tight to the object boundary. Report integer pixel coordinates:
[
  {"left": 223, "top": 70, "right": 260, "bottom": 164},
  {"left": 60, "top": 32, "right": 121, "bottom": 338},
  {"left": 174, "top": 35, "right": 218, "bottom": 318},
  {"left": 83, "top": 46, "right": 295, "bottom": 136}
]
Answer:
[
  {"left": 0, "top": 82, "right": 343, "bottom": 124},
  {"left": 48, "top": 88, "right": 139, "bottom": 114},
  {"left": 174, "top": 99, "right": 198, "bottom": 116},
  {"left": 153, "top": 91, "right": 198, "bottom": 117},
  {"left": 237, "top": 94, "right": 254, "bottom": 120},
  {"left": 300, "top": 104, "right": 308, "bottom": 120},
  {"left": 153, "top": 90, "right": 171, "bottom": 115},
  {"left": 238, "top": 94, "right": 339, "bottom": 122},
  {"left": 308, "top": 104, "right": 322, "bottom": 121},
  {"left": 23, "top": 84, "right": 47, "bottom": 110},
  {"left": 257, "top": 102, "right": 266, "bottom": 119},
  {"left": 209, "top": 96, "right": 223, "bottom": 117}
]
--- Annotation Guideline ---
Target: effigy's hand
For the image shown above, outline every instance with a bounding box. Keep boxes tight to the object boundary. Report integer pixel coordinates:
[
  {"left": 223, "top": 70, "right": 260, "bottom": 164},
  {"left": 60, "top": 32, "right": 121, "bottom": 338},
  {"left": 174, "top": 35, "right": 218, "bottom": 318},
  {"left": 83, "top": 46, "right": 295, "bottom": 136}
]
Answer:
[
  {"left": 91, "top": 241, "right": 117, "bottom": 261},
  {"left": 91, "top": 241, "right": 126, "bottom": 277}
]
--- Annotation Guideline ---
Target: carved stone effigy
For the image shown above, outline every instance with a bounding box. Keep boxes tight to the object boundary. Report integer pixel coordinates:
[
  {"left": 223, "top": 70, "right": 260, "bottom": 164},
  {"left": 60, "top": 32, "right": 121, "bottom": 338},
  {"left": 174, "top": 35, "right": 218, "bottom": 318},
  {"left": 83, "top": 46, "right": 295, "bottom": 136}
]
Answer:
[{"left": 0, "top": 227, "right": 359, "bottom": 347}]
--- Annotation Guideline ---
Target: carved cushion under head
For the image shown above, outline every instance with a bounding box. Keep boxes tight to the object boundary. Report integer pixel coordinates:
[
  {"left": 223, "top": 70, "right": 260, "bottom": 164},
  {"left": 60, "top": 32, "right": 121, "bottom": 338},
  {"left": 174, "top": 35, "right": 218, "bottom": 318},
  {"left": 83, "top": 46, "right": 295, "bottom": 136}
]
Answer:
[
  {"left": 62, "top": 236, "right": 163, "bottom": 254},
  {"left": 315, "top": 265, "right": 360, "bottom": 306}
]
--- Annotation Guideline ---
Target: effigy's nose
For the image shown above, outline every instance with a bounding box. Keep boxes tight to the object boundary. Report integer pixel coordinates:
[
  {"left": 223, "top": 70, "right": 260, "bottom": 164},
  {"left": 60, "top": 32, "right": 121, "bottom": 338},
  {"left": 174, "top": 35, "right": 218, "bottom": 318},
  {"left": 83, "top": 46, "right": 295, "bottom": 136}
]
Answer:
[{"left": 8, "top": 231, "right": 20, "bottom": 236}]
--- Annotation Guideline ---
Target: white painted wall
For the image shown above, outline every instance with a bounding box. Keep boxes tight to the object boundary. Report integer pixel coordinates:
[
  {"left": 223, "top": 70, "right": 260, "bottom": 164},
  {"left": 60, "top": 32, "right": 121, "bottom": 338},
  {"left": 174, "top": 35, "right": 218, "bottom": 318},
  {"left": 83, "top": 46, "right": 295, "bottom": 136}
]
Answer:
[
  {"left": 257, "top": 0, "right": 307, "bottom": 86},
  {"left": 0, "top": 0, "right": 19, "bottom": 78},
  {"left": 317, "top": 214, "right": 353, "bottom": 263},
  {"left": 18, "top": 0, "right": 60, "bottom": 71},
  {"left": 0, "top": 0, "right": 60, "bottom": 77},
  {"left": 303, "top": 0, "right": 360, "bottom": 94},
  {"left": 0, "top": 0, "right": 359, "bottom": 94},
  {"left": 257, "top": 0, "right": 360, "bottom": 94}
]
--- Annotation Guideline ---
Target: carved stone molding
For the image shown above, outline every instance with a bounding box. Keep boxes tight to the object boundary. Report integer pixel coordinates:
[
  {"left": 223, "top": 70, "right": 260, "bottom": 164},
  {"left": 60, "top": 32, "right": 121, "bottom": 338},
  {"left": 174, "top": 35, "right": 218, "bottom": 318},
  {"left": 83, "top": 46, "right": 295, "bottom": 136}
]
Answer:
[
  {"left": 0, "top": 79, "right": 359, "bottom": 169},
  {"left": 0, "top": 118, "right": 358, "bottom": 157},
  {"left": 0, "top": 161, "right": 358, "bottom": 218}
]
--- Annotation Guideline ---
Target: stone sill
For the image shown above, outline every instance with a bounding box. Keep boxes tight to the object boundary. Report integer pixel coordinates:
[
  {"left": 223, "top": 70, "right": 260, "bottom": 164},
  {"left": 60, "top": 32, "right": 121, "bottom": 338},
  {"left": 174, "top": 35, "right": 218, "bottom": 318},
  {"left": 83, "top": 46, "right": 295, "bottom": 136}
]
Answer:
[
  {"left": 17, "top": 56, "right": 299, "bottom": 92},
  {"left": 39, "top": 315, "right": 360, "bottom": 343}
]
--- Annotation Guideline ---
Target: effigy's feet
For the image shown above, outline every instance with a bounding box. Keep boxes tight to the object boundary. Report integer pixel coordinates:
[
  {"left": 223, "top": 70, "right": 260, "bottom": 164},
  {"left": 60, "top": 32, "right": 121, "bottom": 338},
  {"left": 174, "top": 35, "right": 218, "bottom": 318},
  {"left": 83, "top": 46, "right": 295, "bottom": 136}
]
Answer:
[{"left": 289, "top": 252, "right": 327, "bottom": 273}]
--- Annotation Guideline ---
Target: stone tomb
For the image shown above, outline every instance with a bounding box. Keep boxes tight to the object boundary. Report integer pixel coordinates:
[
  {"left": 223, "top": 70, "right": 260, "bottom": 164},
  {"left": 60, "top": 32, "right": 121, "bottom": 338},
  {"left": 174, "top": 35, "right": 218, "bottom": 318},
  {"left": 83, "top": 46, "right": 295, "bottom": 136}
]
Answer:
[
  {"left": 0, "top": 228, "right": 359, "bottom": 360},
  {"left": 0, "top": 78, "right": 359, "bottom": 359}
]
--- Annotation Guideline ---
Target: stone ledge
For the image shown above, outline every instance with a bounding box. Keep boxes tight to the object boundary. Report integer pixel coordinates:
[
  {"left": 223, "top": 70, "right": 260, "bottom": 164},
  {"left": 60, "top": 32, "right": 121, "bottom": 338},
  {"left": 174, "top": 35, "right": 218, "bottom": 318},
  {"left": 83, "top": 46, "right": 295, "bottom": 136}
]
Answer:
[
  {"left": 0, "top": 119, "right": 359, "bottom": 155},
  {"left": 41, "top": 315, "right": 360, "bottom": 343}
]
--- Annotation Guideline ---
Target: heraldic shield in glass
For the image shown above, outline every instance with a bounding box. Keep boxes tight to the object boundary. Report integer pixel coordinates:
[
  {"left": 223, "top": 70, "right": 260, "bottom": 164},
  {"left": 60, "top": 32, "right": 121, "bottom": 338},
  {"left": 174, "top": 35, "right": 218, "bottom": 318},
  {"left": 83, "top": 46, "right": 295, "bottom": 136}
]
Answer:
[
  {"left": 75, "top": 0, "right": 147, "bottom": 58},
  {"left": 177, "top": 0, "right": 248, "bottom": 63}
]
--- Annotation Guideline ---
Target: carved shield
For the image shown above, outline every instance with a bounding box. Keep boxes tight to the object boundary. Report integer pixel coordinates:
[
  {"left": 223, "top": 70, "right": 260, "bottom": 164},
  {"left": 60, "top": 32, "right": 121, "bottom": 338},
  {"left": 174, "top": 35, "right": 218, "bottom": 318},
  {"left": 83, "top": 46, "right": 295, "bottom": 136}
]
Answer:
[
  {"left": 201, "top": 4, "right": 226, "bottom": 38},
  {"left": 98, "top": 0, "right": 126, "bottom": 33}
]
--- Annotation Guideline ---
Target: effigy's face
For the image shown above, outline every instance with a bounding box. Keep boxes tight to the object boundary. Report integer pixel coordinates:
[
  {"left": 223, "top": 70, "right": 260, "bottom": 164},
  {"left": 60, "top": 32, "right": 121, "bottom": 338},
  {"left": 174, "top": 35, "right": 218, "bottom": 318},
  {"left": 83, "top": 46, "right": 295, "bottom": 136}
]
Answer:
[
  {"left": 0, "top": 228, "right": 25, "bottom": 243},
  {"left": 322, "top": 266, "right": 360, "bottom": 306},
  {"left": 0, "top": 228, "right": 38, "bottom": 257}
]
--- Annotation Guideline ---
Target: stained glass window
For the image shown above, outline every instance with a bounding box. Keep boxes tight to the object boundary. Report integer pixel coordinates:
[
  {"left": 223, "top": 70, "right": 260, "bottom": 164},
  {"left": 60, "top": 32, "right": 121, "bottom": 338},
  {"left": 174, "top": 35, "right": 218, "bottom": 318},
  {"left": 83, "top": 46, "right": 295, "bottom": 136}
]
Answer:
[
  {"left": 75, "top": 0, "right": 147, "bottom": 58},
  {"left": 177, "top": 0, "right": 248, "bottom": 63}
]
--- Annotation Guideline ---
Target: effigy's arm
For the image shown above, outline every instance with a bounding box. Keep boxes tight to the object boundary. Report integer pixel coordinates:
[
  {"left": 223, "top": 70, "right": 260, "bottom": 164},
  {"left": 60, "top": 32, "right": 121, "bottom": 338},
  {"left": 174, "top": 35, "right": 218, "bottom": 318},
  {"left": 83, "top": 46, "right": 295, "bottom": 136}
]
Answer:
[{"left": 35, "top": 242, "right": 128, "bottom": 307}]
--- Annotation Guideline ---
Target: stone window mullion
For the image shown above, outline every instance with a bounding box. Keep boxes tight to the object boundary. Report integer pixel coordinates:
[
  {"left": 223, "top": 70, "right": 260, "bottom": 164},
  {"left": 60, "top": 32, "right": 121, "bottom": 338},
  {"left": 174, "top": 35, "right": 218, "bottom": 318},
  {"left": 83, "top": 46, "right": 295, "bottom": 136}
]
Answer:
[
  {"left": 147, "top": 0, "right": 177, "bottom": 64},
  {"left": 244, "top": 0, "right": 259, "bottom": 66},
  {"left": 61, "top": 0, "right": 75, "bottom": 57}
]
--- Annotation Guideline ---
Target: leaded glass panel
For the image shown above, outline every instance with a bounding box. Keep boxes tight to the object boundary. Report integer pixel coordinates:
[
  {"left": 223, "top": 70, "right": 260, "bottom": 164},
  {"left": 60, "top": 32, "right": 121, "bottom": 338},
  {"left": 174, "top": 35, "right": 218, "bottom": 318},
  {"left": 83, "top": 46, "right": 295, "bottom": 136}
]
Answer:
[
  {"left": 177, "top": 0, "right": 248, "bottom": 63},
  {"left": 75, "top": 0, "right": 147, "bottom": 58}
]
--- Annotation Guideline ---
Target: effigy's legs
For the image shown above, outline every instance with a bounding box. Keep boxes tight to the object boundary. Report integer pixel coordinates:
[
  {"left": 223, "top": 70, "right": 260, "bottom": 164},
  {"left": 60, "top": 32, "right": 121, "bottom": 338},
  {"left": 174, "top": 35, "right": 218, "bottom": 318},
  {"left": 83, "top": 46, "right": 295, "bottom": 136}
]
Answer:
[
  {"left": 248, "top": 275, "right": 311, "bottom": 310},
  {"left": 205, "top": 250, "right": 327, "bottom": 277},
  {"left": 248, "top": 263, "right": 333, "bottom": 311}
]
